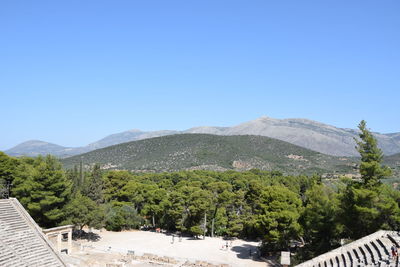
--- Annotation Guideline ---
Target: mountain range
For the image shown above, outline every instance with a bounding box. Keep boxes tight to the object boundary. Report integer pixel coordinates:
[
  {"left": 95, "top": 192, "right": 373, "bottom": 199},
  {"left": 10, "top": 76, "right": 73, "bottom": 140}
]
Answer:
[{"left": 5, "top": 116, "right": 400, "bottom": 157}]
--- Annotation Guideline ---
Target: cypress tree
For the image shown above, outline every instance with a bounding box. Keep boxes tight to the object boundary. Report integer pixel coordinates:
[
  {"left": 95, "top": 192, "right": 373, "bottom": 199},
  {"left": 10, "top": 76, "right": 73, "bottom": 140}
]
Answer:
[{"left": 86, "top": 163, "right": 104, "bottom": 204}]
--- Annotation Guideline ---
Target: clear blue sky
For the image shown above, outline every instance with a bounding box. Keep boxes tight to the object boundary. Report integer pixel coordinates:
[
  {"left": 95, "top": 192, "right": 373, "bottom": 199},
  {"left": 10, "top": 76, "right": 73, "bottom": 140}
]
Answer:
[{"left": 1, "top": 1, "right": 399, "bottom": 150}]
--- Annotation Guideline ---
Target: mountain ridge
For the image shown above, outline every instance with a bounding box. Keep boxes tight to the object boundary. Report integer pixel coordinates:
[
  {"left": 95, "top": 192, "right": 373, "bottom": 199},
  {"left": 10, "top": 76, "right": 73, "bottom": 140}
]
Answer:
[{"left": 5, "top": 116, "right": 400, "bottom": 157}]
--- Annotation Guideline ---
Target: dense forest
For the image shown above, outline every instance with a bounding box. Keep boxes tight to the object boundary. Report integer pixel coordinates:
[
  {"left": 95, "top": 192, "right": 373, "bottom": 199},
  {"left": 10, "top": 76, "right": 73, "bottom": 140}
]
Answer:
[{"left": 0, "top": 121, "right": 399, "bottom": 264}]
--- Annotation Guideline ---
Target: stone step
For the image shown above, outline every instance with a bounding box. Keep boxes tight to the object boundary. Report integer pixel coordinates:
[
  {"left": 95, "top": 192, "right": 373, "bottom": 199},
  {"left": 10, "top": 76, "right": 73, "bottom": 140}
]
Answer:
[
  {"left": 364, "top": 242, "right": 378, "bottom": 264},
  {"left": 371, "top": 240, "right": 385, "bottom": 260},
  {"left": 341, "top": 250, "right": 351, "bottom": 267},
  {"left": 0, "top": 199, "right": 65, "bottom": 267}
]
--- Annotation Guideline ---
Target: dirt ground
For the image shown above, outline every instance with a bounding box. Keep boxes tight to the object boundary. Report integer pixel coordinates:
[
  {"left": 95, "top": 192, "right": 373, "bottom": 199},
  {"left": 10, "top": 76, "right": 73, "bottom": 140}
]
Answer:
[{"left": 67, "top": 229, "right": 271, "bottom": 267}]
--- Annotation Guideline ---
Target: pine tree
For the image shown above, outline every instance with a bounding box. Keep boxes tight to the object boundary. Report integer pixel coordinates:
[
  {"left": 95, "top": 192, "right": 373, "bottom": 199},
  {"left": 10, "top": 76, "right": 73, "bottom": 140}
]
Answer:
[
  {"left": 257, "top": 185, "right": 303, "bottom": 252},
  {"left": 63, "top": 192, "right": 105, "bottom": 230},
  {"left": 0, "top": 152, "right": 18, "bottom": 184},
  {"left": 12, "top": 155, "right": 71, "bottom": 227},
  {"left": 0, "top": 152, "right": 18, "bottom": 198},
  {"left": 300, "top": 184, "right": 340, "bottom": 257},
  {"left": 355, "top": 120, "right": 392, "bottom": 188},
  {"left": 338, "top": 121, "right": 397, "bottom": 239}
]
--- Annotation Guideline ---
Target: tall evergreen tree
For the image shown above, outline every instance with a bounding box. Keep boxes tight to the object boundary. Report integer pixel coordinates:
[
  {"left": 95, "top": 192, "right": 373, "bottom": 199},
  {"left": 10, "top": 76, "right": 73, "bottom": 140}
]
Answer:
[
  {"left": 0, "top": 152, "right": 18, "bottom": 184},
  {"left": 338, "top": 121, "right": 398, "bottom": 239},
  {"left": 300, "top": 184, "right": 340, "bottom": 258},
  {"left": 256, "top": 185, "right": 303, "bottom": 252},
  {"left": 355, "top": 120, "right": 392, "bottom": 187},
  {"left": 66, "top": 165, "right": 80, "bottom": 195},
  {"left": 86, "top": 163, "right": 104, "bottom": 204},
  {"left": 63, "top": 192, "right": 105, "bottom": 230},
  {"left": 0, "top": 152, "right": 18, "bottom": 198},
  {"left": 12, "top": 155, "right": 71, "bottom": 227},
  {"left": 207, "top": 181, "right": 233, "bottom": 237}
]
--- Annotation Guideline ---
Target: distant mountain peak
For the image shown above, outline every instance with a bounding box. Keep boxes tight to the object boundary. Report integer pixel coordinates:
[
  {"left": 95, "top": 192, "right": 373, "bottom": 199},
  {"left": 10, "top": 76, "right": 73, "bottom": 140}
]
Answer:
[
  {"left": 5, "top": 140, "right": 68, "bottom": 157},
  {"left": 127, "top": 129, "right": 143, "bottom": 133},
  {"left": 13, "top": 140, "right": 62, "bottom": 148},
  {"left": 257, "top": 115, "right": 271, "bottom": 119},
  {"left": 255, "top": 115, "right": 276, "bottom": 121}
]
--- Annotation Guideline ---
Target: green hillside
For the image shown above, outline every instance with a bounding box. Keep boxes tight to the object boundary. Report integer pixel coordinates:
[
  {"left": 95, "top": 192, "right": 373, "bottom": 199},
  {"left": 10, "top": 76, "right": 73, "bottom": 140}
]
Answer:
[
  {"left": 385, "top": 153, "right": 400, "bottom": 164},
  {"left": 61, "top": 134, "right": 357, "bottom": 175},
  {"left": 385, "top": 153, "right": 400, "bottom": 178}
]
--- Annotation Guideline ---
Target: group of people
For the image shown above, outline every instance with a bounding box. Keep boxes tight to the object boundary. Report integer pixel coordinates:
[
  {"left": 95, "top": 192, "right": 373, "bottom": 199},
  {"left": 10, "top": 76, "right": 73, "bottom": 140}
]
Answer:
[
  {"left": 171, "top": 234, "right": 183, "bottom": 244},
  {"left": 221, "top": 240, "right": 233, "bottom": 250}
]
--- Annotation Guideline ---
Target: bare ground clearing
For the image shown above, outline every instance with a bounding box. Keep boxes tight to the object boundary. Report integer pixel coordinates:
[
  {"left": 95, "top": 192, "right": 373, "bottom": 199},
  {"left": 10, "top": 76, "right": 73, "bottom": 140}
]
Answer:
[{"left": 68, "top": 229, "right": 273, "bottom": 267}]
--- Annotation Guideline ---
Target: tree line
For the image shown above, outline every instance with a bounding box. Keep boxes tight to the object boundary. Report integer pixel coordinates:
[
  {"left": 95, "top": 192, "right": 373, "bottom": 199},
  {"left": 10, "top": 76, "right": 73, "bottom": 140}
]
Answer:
[{"left": 0, "top": 120, "right": 398, "bottom": 263}]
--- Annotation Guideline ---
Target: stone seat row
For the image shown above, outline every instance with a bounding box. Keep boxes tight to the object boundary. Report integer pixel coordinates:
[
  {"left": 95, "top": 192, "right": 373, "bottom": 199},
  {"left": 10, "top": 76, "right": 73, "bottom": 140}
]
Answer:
[
  {"left": 0, "top": 199, "right": 66, "bottom": 267},
  {"left": 297, "top": 231, "right": 400, "bottom": 267}
]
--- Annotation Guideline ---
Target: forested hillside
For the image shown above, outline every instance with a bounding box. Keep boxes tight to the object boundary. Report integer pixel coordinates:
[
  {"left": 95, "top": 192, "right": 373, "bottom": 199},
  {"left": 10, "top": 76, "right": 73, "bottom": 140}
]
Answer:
[{"left": 62, "top": 134, "right": 357, "bottom": 175}]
